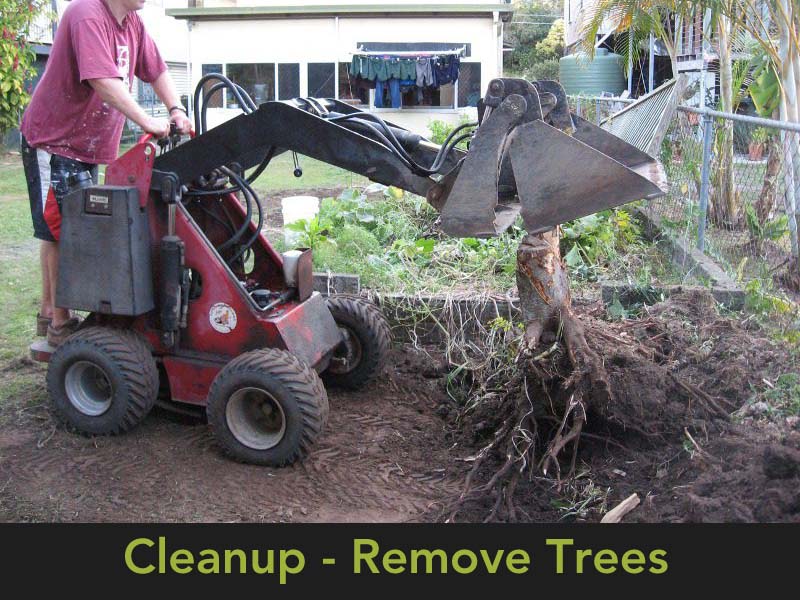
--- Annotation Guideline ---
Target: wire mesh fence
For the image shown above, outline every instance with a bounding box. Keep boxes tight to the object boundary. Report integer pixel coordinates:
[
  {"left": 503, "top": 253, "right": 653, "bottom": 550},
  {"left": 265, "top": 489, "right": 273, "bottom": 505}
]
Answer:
[{"left": 569, "top": 95, "right": 799, "bottom": 292}]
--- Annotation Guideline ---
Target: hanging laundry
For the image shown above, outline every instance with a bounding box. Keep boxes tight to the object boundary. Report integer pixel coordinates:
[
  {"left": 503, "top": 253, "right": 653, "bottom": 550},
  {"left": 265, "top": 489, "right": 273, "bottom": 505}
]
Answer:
[
  {"left": 399, "top": 59, "right": 417, "bottom": 81},
  {"left": 432, "top": 55, "right": 461, "bottom": 86},
  {"left": 375, "top": 79, "right": 403, "bottom": 108},
  {"left": 349, "top": 55, "right": 378, "bottom": 80},
  {"left": 388, "top": 78, "right": 402, "bottom": 108},
  {"left": 415, "top": 57, "right": 434, "bottom": 87}
]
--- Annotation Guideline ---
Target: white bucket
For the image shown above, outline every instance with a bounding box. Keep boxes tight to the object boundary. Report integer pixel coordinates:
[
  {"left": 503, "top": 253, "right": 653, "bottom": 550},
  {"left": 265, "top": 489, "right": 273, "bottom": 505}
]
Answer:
[{"left": 281, "top": 196, "right": 319, "bottom": 247}]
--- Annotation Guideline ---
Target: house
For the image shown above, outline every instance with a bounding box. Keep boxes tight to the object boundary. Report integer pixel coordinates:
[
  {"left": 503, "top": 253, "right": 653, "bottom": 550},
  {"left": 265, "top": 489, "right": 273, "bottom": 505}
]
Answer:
[
  {"left": 165, "top": 1, "right": 514, "bottom": 134},
  {"left": 134, "top": 0, "right": 192, "bottom": 118},
  {"left": 563, "top": 0, "right": 715, "bottom": 103}
]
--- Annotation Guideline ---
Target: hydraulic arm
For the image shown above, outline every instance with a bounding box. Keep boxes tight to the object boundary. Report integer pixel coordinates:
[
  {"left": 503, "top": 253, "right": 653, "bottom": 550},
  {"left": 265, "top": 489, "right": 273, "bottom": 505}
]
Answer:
[{"left": 151, "top": 74, "right": 666, "bottom": 241}]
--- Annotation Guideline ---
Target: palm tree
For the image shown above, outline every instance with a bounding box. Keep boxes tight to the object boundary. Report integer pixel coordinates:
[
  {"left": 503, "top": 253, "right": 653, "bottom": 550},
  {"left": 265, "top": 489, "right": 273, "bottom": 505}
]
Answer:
[
  {"left": 579, "top": 0, "right": 696, "bottom": 83},
  {"left": 580, "top": 1, "right": 745, "bottom": 226}
]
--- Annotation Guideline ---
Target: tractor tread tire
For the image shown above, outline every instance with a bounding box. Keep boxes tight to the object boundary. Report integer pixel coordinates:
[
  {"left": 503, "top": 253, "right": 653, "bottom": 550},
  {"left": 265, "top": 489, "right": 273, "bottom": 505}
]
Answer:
[
  {"left": 46, "top": 326, "right": 158, "bottom": 435},
  {"left": 323, "top": 295, "right": 392, "bottom": 390},
  {"left": 207, "top": 348, "right": 328, "bottom": 466}
]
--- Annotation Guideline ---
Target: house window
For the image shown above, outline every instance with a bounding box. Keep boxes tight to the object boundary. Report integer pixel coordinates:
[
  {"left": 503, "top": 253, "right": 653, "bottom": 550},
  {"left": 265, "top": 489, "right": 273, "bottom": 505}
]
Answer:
[
  {"left": 201, "top": 63, "right": 223, "bottom": 108},
  {"left": 389, "top": 82, "right": 454, "bottom": 110},
  {"left": 137, "top": 80, "right": 157, "bottom": 106},
  {"left": 457, "top": 62, "right": 482, "bottom": 107},
  {"left": 226, "top": 63, "right": 275, "bottom": 106},
  {"left": 337, "top": 55, "right": 468, "bottom": 111},
  {"left": 337, "top": 62, "right": 369, "bottom": 106},
  {"left": 278, "top": 63, "right": 300, "bottom": 100},
  {"left": 308, "top": 62, "right": 335, "bottom": 97}
]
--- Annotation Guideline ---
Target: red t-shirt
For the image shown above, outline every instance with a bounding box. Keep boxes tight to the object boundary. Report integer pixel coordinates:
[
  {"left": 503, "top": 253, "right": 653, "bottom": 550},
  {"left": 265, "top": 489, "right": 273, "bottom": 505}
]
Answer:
[{"left": 20, "top": 0, "right": 167, "bottom": 164}]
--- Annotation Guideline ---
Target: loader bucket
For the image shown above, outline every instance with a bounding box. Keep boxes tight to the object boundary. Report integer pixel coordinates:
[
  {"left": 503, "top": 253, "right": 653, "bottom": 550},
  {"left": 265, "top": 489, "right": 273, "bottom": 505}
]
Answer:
[
  {"left": 508, "top": 120, "right": 666, "bottom": 234},
  {"left": 436, "top": 77, "right": 682, "bottom": 237}
]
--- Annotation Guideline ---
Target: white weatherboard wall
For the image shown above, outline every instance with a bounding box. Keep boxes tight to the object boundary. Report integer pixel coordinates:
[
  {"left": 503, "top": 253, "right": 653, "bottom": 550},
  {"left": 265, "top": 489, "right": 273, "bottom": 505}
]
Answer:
[{"left": 188, "top": 15, "right": 500, "bottom": 135}]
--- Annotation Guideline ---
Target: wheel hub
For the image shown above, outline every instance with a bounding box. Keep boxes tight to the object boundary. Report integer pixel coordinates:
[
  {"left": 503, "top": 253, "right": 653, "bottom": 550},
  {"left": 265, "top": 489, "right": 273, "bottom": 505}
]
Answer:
[
  {"left": 225, "top": 387, "right": 286, "bottom": 450},
  {"left": 328, "top": 327, "right": 362, "bottom": 375},
  {"left": 64, "top": 361, "right": 113, "bottom": 416}
]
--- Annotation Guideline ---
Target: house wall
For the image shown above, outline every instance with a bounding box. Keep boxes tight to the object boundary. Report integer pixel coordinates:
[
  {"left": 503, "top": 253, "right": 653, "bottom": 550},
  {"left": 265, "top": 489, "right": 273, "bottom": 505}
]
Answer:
[
  {"left": 140, "top": 0, "right": 190, "bottom": 64},
  {"left": 564, "top": 0, "right": 597, "bottom": 50},
  {"left": 187, "top": 15, "right": 500, "bottom": 135},
  {"left": 201, "top": 0, "right": 501, "bottom": 7}
]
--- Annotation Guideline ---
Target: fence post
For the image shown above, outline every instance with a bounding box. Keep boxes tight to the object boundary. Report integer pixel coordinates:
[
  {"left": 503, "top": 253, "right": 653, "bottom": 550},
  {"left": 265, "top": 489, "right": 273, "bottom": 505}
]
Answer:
[{"left": 697, "top": 113, "right": 714, "bottom": 252}]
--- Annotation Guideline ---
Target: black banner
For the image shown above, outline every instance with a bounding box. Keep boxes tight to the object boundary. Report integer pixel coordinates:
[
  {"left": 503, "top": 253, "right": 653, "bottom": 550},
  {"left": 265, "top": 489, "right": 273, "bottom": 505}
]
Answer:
[{"left": 0, "top": 524, "right": 793, "bottom": 593}]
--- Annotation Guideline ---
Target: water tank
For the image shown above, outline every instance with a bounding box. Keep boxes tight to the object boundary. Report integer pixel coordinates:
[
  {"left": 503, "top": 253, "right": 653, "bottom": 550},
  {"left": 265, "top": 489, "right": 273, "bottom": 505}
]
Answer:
[{"left": 559, "top": 49, "right": 626, "bottom": 96}]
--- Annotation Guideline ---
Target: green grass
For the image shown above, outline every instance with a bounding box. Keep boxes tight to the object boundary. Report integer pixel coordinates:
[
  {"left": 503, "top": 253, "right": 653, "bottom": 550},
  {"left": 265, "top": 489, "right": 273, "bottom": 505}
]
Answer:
[
  {"left": 0, "top": 153, "right": 28, "bottom": 197},
  {"left": 249, "top": 152, "right": 368, "bottom": 193},
  {"left": 0, "top": 149, "right": 366, "bottom": 198},
  {"left": 0, "top": 196, "right": 40, "bottom": 360}
]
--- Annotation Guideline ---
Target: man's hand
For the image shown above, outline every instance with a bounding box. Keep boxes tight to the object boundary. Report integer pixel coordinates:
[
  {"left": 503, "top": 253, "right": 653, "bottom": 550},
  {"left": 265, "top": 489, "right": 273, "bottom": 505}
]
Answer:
[
  {"left": 169, "top": 110, "right": 192, "bottom": 134},
  {"left": 143, "top": 117, "right": 171, "bottom": 138}
]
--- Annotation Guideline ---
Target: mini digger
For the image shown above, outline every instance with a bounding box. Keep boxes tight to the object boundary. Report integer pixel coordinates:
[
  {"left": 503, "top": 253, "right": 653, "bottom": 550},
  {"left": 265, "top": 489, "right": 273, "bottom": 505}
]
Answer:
[{"left": 30, "top": 74, "right": 665, "bottom": 466}]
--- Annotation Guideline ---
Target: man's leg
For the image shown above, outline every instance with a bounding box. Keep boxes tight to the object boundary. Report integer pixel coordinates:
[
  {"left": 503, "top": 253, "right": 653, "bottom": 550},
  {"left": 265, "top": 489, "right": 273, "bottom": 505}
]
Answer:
[
  {"left": 41, "top": 240, "right": 71, "bottom": 327},
  {"left": 21, "top": 136, "right": 55, "bottom": 333},
  {"left": 39, "top": 242, "right": 52, "bottom": 319}
]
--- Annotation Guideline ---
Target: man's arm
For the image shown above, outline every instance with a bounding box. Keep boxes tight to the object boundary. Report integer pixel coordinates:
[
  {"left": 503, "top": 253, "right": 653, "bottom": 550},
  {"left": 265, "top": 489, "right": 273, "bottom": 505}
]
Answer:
[
  {"left": 151, "top": 70, "right": 193, "bottom": 134},
  {"left": 88, "top": 78, "right": 170, "bottom": 138}
]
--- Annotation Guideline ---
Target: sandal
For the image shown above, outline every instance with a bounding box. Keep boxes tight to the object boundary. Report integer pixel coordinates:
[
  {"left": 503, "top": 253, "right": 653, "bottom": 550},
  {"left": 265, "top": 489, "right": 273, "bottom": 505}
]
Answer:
[
  {"left": 36, "top": 313, "right": 52, "bottom": 337},
  {"left": 46, "top": 317, "right": 82, "bottom": 347}
]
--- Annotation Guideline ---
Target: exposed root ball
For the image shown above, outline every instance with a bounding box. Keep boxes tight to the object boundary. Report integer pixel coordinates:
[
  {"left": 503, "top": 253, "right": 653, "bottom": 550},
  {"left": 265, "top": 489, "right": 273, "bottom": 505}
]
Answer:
[{"left": 448, "top": 291, "right": 737, "bottom": 523}]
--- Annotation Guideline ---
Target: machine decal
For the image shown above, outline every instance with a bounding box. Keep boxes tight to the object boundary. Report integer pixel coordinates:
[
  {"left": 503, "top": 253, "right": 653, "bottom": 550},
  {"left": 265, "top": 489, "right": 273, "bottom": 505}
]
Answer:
[{"left": 209, "top": 303, "right": 237, "bottom": 333}]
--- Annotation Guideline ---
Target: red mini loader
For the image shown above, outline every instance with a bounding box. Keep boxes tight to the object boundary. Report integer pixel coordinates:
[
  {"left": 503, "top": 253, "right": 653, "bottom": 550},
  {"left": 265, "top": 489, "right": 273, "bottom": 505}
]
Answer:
[{"left": 31, "top": 74, "right": 666, "bottom": 466}]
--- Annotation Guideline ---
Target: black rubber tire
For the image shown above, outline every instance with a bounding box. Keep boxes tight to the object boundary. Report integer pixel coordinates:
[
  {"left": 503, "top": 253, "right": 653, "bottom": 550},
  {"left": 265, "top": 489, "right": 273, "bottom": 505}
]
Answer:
[
  {"left": 46, "top": 327, "right": 158, "bottom": 435},
  {"left": 206, "top": 349, "right": 328, "bottom": 466},
  {"left": 323, "top": 295, "right": 392, "bottom": 390}
]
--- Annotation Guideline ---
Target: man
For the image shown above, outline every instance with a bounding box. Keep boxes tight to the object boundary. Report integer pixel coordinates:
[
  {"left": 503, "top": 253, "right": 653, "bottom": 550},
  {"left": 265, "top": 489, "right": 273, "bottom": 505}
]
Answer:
[{"left": 20, "top": 0, "right": 192, "bottom": 346}]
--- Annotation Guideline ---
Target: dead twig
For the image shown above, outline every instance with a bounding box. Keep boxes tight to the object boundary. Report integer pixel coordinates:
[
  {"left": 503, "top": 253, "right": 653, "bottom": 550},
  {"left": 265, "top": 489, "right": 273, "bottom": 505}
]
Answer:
[{"left": 600, "top": 493, "right": 640, "bottom": 523}]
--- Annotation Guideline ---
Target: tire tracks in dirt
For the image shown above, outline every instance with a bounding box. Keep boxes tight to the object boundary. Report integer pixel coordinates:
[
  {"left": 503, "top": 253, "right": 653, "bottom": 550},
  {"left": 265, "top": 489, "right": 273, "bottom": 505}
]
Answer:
[{"left": 0, "top": 353, "right": 461, "bottom": 522}]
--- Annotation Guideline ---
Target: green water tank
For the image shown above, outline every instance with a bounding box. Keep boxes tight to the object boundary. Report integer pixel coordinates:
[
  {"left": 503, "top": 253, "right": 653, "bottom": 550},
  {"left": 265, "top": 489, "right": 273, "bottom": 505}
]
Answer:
[{"left": 559, "top": 49, "right": 626, "bottom": 95}]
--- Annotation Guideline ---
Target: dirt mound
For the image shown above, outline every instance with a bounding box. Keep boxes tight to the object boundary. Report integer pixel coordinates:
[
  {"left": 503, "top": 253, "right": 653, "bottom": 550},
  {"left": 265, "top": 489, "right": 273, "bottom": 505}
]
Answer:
[{"left": 444, "top": 289, "right": 800, "bottom": 523}]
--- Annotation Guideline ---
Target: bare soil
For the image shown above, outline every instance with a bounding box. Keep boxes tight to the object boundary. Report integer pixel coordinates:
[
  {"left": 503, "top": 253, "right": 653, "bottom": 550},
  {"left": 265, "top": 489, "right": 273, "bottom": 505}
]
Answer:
[
  {"left": 0, "top": 349, "right": 463, "bottom": 522},
  {"left": 1, "top": 290, "right": 799, "bottom": 523}
]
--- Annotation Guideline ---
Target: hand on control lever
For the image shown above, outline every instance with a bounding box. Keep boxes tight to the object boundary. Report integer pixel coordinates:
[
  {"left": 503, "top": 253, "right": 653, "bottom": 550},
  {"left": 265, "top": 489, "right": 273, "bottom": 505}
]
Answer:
[
  {"left": 144, "top": 117, "right": 171, "bottom": 138},
  {"left": 169, "top": 110, "right": 193, "bottom": 135}
]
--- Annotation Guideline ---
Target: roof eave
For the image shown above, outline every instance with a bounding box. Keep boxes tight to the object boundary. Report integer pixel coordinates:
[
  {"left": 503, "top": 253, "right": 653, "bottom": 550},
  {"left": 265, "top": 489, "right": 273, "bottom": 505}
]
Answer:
[{"left": 166, "top": 4, "right": 514, "bottom": 22}]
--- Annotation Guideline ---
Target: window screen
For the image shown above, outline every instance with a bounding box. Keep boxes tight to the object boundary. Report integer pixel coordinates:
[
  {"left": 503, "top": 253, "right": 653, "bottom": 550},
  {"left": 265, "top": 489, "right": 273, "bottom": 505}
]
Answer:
[
  {"left": 226, "top": 63, "right": 275, "bottom": 106},
  {"left": 458, "top": 62, "right": 482, "bottom": 108},
  {"left": 337, "top": 62, "right": 369, "bottom": 106},
  {"left": 201, "top": 63, "right": 223, "bottom": 108},
  {"left": 278, "top": 63, "right": 300, "bottom": 100},
  {"left": 308, "top": 62, "right": 335, "bottom": 98}
]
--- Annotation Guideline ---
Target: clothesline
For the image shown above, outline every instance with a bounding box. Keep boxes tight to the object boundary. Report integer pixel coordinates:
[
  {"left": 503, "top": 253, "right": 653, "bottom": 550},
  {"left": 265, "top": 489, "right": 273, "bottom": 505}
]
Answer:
[{"left": 351, "top": 45, "right": 466, "bottom": 58}]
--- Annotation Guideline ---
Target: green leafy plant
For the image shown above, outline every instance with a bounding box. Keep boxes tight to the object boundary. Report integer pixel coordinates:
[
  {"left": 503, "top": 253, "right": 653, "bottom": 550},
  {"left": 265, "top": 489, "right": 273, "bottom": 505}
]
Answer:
[
  {"left": 285, "top": 215, "right": 335, "bottom": 250},
  {"left": 748, "top": 55, "right": 781, "bottom": 118},
  {"left": 0, "top": 1, "right": 49, "bottom": 135},
  {"left": 388, "top": 237, "right": 436, "bottom": 264},
  {"left": 750, "top": 127, "right": 770, "bottom": 146},
  {"left": 427, "top": 115, "right": 473, "bottom": 147},
  {"left": 744, "top": 203, "right": 789, "bottom": 243},
  {"left": 746, "top": 373, "right": 800, "bottom": 418},
  {"left": 561, "top": 209, "right": 642, "bottom": 280},
  {"left": 744, "top": 278, "right": 794, "bottom": 317}
]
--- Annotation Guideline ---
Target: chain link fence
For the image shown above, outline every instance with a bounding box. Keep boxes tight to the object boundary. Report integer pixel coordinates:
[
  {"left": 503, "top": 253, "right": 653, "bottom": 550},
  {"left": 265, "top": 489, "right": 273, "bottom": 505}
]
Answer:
[{"left": 569, "top": 95, "right": 799, "bottom": 293}]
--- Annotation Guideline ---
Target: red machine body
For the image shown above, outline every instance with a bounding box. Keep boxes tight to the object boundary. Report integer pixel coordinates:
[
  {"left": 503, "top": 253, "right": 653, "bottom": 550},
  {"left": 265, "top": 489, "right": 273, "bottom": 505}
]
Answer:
[{"left": 34, "top": 137, "right": 342, "bottom": 408}]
